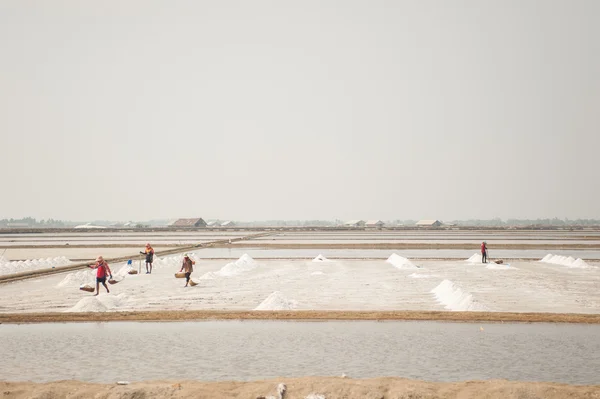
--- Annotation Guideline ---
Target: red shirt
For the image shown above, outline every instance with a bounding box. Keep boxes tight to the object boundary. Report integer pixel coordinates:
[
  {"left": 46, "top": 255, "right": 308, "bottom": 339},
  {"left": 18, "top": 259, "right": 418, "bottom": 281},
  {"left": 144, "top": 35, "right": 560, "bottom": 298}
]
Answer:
[
  {"left": 94, "top": 262, "right": 109, "bottom": 278},
  {"left": 481, "top": 243, "right": 487, "bottom": 253}
]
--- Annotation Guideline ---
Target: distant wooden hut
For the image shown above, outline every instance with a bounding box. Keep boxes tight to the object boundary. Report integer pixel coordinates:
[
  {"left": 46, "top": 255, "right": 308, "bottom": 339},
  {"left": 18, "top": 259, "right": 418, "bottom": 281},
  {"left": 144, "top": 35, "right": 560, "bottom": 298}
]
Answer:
[
  {"left": 171, "top": 218, "right": 207, "bottom": 228},
  {"left": 416, "top": 219, "right": 442, "bottom": 227}
]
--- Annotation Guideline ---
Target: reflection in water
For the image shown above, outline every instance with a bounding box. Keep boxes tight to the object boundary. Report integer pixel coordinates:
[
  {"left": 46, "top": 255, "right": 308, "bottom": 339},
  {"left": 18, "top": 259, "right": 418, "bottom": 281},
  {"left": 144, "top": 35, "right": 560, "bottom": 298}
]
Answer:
[{"left": 1, "top": 321, "right": 599, "bottom": 384}]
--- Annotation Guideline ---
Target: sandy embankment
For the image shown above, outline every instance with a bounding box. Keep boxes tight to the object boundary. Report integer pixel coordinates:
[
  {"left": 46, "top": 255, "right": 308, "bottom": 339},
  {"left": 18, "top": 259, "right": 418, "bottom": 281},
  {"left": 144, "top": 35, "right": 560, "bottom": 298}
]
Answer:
[
  {"left": 2, "top": 377, "right": 599, "bottom": 398},
  {"left": 1, "top": 310, "right": 600, "bottom": 324}
]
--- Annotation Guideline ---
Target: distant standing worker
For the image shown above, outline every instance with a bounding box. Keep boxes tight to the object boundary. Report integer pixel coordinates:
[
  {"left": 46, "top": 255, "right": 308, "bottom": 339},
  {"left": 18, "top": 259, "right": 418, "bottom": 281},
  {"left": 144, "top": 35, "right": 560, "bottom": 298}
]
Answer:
[
  {"left": 140, "top": 243, "right": 154, "bottom": 274},
  {"left": 89, "top": 256, "right": 112, "bottom": 296},
  {"left": 481, "top": 241, "right": 488, "bottom": 263},
  {"left": 179, "top": 254, "right": 195, "bottom": 287}
]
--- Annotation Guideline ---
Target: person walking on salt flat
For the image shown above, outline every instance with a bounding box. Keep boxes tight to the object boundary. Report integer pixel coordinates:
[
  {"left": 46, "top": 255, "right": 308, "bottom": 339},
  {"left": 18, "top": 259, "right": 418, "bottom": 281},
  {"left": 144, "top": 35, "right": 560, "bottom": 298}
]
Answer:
[
  {"left": 88, "top": 256, "right": 112, "bottom": 296},
  {"left": 179, "top": 254, "right": 195, "bottom": 287},
  {"left": 481, "top": 241, "right": 488, "bottom": 263},
  {"left": 140, "top": 243, "right": 154, "bottom": 274}
]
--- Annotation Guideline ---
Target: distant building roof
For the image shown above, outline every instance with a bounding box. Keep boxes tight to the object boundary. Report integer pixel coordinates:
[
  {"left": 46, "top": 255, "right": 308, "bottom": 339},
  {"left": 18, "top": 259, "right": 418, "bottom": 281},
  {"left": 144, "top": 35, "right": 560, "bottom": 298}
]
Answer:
[
  {"left": 416, "top": 219, "right": 442, "bottom": 226},
  {"left": 221, "top": 221, "right": 235, "bottom": 227},
  {"left": 6, "top": 222, "right": 30, "bottom": 227},
  {"left": 206, "top": 221, "right": 219, "bottom": 227},
  {"left": 365, "top": 220, "right": 385, "bottom": 226},
  {"left": 171, "top": 218, "right": 207, "bottom": 227},
  {"left": 344, "top": 220, "right": 365, "bottom": 226}
]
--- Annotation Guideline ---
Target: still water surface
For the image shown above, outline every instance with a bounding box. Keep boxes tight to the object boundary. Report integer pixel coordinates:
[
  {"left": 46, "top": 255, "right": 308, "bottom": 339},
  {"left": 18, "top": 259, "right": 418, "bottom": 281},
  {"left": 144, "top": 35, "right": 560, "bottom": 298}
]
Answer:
[{"left": 1, "top": 321, "right": 599, "bottom": 384}]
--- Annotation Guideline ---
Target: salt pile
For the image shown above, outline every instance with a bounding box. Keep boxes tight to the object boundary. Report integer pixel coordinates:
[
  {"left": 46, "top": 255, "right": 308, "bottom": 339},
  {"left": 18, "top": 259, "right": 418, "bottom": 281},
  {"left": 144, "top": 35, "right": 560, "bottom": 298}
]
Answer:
[
  {"left": 386, "top": 253, "right": 418, "bottom": 269},
  {"left": 431, "top": 280, "right": 488, "bottom": 311},
  {"left": 66, "top": 297, "right": 109, "bottom": 312},
  {"left": 254, "top": 291, "right": 298, "bottom": 310},
  {"left": 114, "top": 263, "right": 135, "bottom": 278},
  {"left": 57, "top": 270, "right": 95, "bottom": 287},
  {"left": 0, "top": 256, "right": 72, "bottom": 276},
  {"left": 198, "top": 271, "right": 219, "bottom": 280},
  {"left": 152, "top": 254, "right": 192, "bottom": 270},
  {"left": 97, "top": 293, "right": 129, "bottom": 309},
  {"left": 465, "top": 253, "right": 482, "bottom": 263},
  {"left": 312, "top": 254, "right": 330, "bottom": 262},
  {"left": 540, "top": 254, "right": 592, "bottom": 268},
  {"left": 215, "top": 254, "right": 259, "bottom": 277},
  {"left": 66, "top": 293, "right": 130, "bottom": 312},
  {"left": 306, "top": 395, "right": 326, "bottom": 399},
  {"left": 310, "top": 271, "right": 325, "bottom": 276}
]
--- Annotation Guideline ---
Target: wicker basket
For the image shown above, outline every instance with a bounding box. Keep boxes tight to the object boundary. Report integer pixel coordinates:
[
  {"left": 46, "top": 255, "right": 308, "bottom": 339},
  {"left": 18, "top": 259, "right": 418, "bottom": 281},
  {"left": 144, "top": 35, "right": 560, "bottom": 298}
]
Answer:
[
  {"left": 108, "top": 278, "right": 119, "bottom": 284},
  {"left": 189, "top": 280, "right": 198, "bottom": 286},
  {"left": 127, "top": 269, "right": 138, "bottom": 275},
  {"left": 174, "top": 272, "right": 186, "bottom": 278},
  {"left": 80, "top": 285, "right": 95, "bottom": 293}
]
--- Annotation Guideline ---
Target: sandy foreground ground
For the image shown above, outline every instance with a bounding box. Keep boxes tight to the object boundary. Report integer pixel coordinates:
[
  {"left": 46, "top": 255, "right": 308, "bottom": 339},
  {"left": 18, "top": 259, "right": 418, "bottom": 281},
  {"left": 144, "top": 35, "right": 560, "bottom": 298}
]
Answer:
[
  {"left": 2, "top": 309, "right": 600, "bottom": 323},
  {"left": 2, "top": 377, "right": 599, "bottom": 398}
]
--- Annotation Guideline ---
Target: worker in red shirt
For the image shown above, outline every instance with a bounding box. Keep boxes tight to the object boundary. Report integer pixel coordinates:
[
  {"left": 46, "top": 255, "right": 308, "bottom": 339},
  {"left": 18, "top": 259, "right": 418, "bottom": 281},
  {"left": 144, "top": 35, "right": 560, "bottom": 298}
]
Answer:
[
  {"left": 89, "top": 256, "right": 112, "bottom": 296},
  {"left": 481, "top": 241, "right": 488, "bottom": 263}
]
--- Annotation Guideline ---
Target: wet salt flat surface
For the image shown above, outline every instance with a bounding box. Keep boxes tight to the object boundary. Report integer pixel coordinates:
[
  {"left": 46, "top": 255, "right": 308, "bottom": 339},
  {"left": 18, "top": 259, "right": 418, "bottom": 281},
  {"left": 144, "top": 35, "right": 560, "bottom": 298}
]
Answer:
[
  {"left": 0, "top": 247, "right": 172, "bottom": 263},
  {"left": 0, "top": 239, "right": 220, "bottom": 246},
  {"left": 256, "top": 232, "right": 600, "bottom": 239},
  {"left": 193, "top": 247, "right": 600, "bottom": 259},
  {"left": 244, "top": 239, "right": 600, "bottom": 245},
  {"left": 1, "top": 321, "right": 599, "bottom": 384},
  {"left": 1, "top": 256, "right": 598, "bottom": 314}
]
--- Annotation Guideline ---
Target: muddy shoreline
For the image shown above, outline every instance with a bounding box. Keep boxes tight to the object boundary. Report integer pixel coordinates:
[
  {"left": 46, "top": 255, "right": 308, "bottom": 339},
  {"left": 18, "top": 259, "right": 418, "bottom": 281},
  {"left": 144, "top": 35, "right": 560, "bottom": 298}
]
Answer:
[
  {"left": 1, "top": 310, "right": 599, "bottom": 324},
  {"left": 1, "top": 377, "right": 598, "bottom": 399}
]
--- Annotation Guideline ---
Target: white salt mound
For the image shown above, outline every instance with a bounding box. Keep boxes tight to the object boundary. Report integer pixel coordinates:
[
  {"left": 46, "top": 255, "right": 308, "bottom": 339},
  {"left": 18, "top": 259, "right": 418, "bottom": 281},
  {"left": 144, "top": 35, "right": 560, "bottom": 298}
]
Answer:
[
  {"left": 216, "top": 254, "right": 258, "bottom": 277},
  {"left": 306, "top": 395, "right": 326, "bottom": 399},
  {"left": 198, "top": 271, "right": 218, "bottom": 280},
  {"left": 386, "top": 253, "right": 418, "bottom": 269},
  {"left": 66, "top": 297, "right": 109, "bottom": 313},
  {"left": 539, "top": 253, "right": 592, "bottom": 268},
  {"left": 431, "top": 280, "right": 488, "bottom": 311},
  {"left": 57, "top": 270, "right": 95, "bottom": 287},
  {"left": 466, "top": 253, "right": 482, "bottom": 263},
  {"left": 310, "top": 271, "right": 325, "bottom": 276},
  {"left": 97, "top": 293, "right": 129, "bottom": 309},
  {"left": 312, "top": 254, "right": 330, "bottom": 262},
  {"left": 115, "top": 264, "right": 135, "bottom": 278},
  {"left": 0, "top": 256, "right": 72, "bottom": 276},
  {"left": 254, "top": 291, "right": 298, "bottom": 310},
  {"left": 153, "top": 254, "right": 191, "bottom": 270},
  {"left": 572, "top": 258, "right": 591, "bottom": 268}
]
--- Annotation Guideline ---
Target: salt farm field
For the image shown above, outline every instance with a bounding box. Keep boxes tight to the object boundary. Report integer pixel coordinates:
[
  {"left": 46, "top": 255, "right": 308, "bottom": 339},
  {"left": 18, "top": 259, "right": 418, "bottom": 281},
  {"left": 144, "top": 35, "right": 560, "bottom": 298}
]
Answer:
[
  {"left": 0, "top": 229, "right": 599, "bottom": 315},
  {"left": 2, "top": 230, "right": 600, "bottom": 398}
]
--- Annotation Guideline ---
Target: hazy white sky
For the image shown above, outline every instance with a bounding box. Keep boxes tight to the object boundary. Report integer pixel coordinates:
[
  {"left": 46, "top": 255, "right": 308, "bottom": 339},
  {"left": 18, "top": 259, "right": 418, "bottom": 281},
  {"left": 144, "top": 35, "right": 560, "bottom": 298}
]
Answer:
[{"left": 1, "top": 1, "right": 598, "bottom": 222}]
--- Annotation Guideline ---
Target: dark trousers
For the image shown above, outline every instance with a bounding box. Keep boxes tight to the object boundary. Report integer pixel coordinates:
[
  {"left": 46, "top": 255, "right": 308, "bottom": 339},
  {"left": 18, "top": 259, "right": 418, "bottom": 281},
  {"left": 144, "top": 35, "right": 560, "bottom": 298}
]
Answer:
[
  {"left": 482, "top": 252, "right": 487, "bottom": 263},
  {"left": 185, "top": 272, "right": 191, "bottom": 282}
]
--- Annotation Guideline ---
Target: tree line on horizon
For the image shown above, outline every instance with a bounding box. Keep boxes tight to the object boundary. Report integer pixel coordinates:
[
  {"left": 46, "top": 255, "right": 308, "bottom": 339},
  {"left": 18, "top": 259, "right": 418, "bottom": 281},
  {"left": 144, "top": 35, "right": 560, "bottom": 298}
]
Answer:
[{"left": 1, "top": 217, "right": 600, "bottom": 228}]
